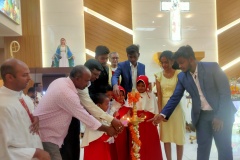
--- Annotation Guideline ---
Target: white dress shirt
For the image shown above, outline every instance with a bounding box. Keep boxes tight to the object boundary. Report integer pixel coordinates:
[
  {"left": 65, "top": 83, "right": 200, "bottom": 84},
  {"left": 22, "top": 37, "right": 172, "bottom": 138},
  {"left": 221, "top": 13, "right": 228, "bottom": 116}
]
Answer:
[
  {"left": 77, "top": 88, "right": 114, "bottom": 122},
  {"left": 191, "top": 65, "right": 212, "bottom": 110},
  {"left": 130, "top": 62, "right": 138, "bottom": 89},
  {"left": 136, "top": 92, "right": 159, "bottom": 114},
  {"left": 81, "top": 118, "right": 112, "bottom": 147}
]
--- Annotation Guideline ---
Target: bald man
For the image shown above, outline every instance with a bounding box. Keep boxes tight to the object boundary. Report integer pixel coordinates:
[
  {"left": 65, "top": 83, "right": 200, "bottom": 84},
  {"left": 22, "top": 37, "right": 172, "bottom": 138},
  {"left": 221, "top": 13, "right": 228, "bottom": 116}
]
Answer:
[
  {"left": 0, "top": 58, "right": 50, "bottom": 160},
  {"left": 33, "top": 65, "right": 118, "bottom": 160}
]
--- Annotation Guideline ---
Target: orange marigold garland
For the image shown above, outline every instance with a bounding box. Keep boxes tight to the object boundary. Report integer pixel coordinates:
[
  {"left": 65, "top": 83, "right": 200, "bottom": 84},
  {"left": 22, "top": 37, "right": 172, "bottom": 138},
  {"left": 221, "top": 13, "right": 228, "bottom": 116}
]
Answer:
[
  {"left": 128, "top": 92, "right": 141, "bottom": 105},
  {"left": 128, "top": 90, "right": 142, "bottom": 160},
  {"left": 130, "top": 125, "right": 141, "bottom": 160}
]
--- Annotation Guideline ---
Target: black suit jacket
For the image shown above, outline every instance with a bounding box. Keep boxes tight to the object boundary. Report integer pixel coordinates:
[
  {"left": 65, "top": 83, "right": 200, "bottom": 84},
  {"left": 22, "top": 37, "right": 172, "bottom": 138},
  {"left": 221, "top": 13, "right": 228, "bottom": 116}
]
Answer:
[{"left": 88, "top": 65, "right": 109, "bottom": 96}]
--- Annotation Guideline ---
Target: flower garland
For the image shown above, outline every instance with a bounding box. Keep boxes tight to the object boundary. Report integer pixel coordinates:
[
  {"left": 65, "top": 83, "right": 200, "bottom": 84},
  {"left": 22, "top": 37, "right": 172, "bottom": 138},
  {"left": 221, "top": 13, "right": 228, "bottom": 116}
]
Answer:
[
  {"left": 129, "top": 125, "right": 141, "bottom": 160},
  {"left": 230, "top": 78, "right": 240, "bottom": 100},
  {"left": 128, "top": 92, "right": 141, "bottom": 104},
  {"left": 230, "top": 85, "right": 239, "bottom": 94},
  {"left": 128, "top": 91, "right": 141, "bottom": 160}
]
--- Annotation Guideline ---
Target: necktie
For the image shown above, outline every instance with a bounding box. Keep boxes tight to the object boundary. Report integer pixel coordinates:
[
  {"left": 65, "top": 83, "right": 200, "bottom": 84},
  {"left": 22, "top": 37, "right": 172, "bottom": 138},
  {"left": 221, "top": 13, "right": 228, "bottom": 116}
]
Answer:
[{"left": 19, "top": 98, "right": 34, "bottom": 123}]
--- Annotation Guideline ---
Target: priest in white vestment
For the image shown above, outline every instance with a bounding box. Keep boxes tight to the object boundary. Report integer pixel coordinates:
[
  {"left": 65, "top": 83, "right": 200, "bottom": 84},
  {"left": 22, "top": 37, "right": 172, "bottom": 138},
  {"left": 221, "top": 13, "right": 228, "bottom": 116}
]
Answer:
[{"left": 0, "top": 58, "right": 50, "bottom": 160}]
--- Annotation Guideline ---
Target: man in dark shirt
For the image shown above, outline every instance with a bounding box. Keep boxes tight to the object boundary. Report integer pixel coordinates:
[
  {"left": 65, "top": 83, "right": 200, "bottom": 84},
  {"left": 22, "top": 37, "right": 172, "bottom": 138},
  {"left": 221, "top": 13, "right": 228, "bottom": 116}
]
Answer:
[{"left": 88, "top": 45, "right": 110, "bottom": 96}]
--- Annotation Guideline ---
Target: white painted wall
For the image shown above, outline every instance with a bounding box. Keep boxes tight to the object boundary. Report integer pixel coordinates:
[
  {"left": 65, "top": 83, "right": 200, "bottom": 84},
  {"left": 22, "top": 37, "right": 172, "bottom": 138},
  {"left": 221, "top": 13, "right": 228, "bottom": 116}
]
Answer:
[
  {"left": 132, "top": 0, "right": 217, "bottom": 83},
  {"left": 40, "top": 0, "right": 86, "bottom": 67}
]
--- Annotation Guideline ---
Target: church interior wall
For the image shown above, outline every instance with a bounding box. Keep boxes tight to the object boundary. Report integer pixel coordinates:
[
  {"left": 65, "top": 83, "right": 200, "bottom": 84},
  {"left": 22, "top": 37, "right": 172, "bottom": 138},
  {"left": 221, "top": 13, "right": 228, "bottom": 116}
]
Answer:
[
  {"left": 0, "top": 11, "right": 22, "bottom": 36},
  {"left": 3, "top": 0, "right": 42, "bottom": 68},
  {"left": 132, "top": 0, "right": 217, "bottom": 83},
  {"left": 217, "top": 0, "right": 240, "bottom": 78},
  {"left": 40, "top": 0, "right": 86, "bottom": 67},
  {"left": 0, "top": 0, "right": 239, "bottom": 79},
  {"left": 0, "top": 37, "right": 4, "bottom": 65},
  {"left": 84, "top": 0, "right": 133, "bottom": 63}
]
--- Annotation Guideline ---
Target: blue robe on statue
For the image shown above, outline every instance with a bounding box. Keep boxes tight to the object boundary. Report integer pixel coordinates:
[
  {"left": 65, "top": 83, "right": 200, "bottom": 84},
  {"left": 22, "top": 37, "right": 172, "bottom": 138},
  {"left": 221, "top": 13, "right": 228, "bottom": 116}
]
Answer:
[{"left": 53, "top": 45, "right": 74, "bottom": 67}]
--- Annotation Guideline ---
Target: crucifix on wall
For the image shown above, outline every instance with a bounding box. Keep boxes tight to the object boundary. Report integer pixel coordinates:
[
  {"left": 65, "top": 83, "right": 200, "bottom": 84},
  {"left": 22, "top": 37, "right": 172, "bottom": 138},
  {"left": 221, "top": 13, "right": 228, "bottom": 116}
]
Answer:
[{"left": 161, "top": 0, "right": 190, "bottom": 41}]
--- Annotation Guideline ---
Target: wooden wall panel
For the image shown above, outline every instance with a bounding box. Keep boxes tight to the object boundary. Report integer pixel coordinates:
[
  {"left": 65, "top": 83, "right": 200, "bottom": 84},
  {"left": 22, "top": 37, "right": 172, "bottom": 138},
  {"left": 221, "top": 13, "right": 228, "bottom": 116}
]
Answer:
[
  {"left": 84, "top": 0, "right": 133, "bottom": 63},
  {"left": 0, "top": 80, "right": 3, "bottom": 87},
  {"left": 86, "top": 54, "right": 93, "bottom": 61},
  {"left": 84, "top": 0, "right": 132, "bottom": 29},
  {"left": 3, "top": 0, "right": 42, "bottom": 68},
  {"left": 85, "top": 13, "right": 132, "bottom": 62},
  {"left": 217, "top": 0, "right": 240, "bottom": 78},
  {"left": 224, "top": 64, "right": 240, "bottom": 79},
  {"left": 218, "top": 25, "right": 240, "bottom": 66},
  {"left": 217, "top": 0, "right": 240, "bottom": 29},
  {"left": 0, "top": 48, "right": 4, "bottom": 65}
]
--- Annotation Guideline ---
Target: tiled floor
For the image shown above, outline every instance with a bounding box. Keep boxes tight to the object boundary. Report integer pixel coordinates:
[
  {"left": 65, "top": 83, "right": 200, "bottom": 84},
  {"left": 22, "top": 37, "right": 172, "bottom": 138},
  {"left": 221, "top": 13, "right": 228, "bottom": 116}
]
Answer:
[
  {"left": 161, "top": 130, "right": 240, "bottom": 160},
  {"left": 79, "top": 103, "right": 240, "bottom": 159},
  {"left": 80, "top": 125, "right": 240, "bottom": 160}
]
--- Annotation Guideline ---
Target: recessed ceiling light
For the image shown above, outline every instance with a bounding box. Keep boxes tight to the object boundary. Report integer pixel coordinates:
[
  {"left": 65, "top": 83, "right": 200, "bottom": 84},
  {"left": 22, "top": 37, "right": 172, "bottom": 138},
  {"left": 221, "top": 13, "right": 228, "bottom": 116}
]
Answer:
[
  {"left": 157, "top": 14, "right": 163, "bottom": 18},
  {"left": 185, "top": 14, "right": 192, "bottom": 18}
]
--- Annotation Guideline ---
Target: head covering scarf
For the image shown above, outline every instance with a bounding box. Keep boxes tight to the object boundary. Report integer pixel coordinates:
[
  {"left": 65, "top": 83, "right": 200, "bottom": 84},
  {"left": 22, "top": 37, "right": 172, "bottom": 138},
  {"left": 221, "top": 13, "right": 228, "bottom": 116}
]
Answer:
[
  {"left": 113, "top": 85, "right": 126, "bottom": 104},
  {"left": 136, "top": 75, "right": 150, "bottom": 98}
]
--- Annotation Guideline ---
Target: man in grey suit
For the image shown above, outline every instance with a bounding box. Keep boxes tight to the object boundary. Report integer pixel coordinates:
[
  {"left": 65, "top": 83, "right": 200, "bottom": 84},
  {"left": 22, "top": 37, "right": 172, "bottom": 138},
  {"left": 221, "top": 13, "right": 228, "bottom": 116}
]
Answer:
[{"left": 150, "top": 45, "right": 237, "bottom": 160}]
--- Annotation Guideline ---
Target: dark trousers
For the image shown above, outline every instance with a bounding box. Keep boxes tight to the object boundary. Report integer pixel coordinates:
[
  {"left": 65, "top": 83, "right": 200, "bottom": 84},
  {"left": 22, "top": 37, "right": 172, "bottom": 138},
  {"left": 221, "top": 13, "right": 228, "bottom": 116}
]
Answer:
[
  {"left": 60, "top": 117, "right": 80, "bottom": 160},
  {"left": 43, "top": 142, "right": 62, "bottom": 160},
  {"left": 196, "top": 110, "right": 234, "bottom": 160}
]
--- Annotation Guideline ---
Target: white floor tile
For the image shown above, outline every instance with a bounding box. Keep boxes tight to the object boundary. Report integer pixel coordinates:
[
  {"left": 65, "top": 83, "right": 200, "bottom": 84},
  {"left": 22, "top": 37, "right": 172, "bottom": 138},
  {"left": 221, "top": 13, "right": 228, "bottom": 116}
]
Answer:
[{"left": 79, "top": 130, "right": 240, "bottom": 160}]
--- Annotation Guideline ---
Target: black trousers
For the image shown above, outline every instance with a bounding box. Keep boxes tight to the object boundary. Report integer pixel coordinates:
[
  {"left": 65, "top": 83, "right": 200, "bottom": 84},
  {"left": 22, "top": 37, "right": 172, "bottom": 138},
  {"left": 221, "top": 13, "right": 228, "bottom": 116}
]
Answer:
[{"left": 60, "top": 117, "right": 80, "bottom": 160}]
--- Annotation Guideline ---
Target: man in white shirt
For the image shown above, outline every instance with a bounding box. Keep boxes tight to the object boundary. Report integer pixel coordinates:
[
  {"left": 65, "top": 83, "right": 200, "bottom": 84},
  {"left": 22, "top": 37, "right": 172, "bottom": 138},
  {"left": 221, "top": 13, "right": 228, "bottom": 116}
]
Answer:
[
  {"left": 108, "top": 52, "right": 120, "bottom": 85},
  {"left": 0, "top": 58, "right": 50, "bottom": 160},
  {"left": 112, "top": 44, "right": 145, "bottom": 95},
  {"left": 150, "top": 45, "right": 236, "bottom": 160}
]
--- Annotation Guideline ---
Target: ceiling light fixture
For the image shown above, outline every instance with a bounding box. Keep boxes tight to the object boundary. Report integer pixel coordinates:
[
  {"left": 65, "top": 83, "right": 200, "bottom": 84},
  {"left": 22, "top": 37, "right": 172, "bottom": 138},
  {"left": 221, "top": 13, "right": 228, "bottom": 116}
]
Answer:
[
  {"left": 157, "top": 14, "right": 163, "bottom": 18},
  {"left": 185, "top": 14, "right": 192, "bottom": 18}
]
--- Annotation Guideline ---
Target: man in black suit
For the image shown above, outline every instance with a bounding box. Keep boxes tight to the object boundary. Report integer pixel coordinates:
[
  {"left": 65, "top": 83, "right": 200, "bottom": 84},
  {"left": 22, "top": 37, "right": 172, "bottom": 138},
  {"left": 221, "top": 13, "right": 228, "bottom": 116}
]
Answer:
[{"left": 88, "top": 45, "right": 110, "bottom": 96}]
